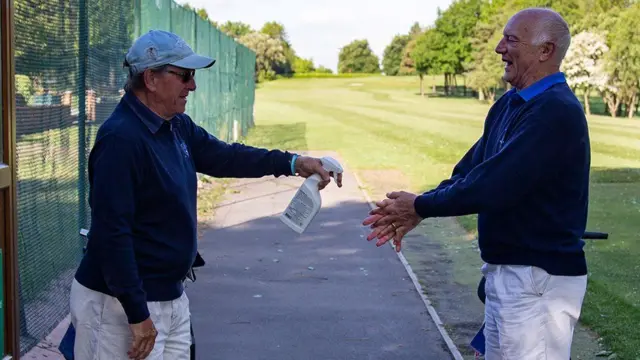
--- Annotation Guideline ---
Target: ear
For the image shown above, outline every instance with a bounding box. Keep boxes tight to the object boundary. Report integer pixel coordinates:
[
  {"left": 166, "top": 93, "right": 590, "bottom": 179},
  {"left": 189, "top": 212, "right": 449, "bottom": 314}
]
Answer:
[
  {"left": 142, "top": 70, "right": 159, "bottom": 92},
  {"left": 539, "top": 42, "right": 555, "bottom": 62}
]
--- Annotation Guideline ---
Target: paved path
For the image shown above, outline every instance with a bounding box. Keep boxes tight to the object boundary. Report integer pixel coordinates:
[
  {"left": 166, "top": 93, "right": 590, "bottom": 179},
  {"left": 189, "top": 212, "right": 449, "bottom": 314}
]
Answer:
[{"left": 188, "top": 152, "right": 454, "bottom": 360}]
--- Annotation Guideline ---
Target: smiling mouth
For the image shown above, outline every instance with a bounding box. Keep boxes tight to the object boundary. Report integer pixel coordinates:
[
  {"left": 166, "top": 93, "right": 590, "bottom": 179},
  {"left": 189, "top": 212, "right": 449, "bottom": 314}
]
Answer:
[{"left": 503, "top": 60, "right": 513, "bottom": 69}]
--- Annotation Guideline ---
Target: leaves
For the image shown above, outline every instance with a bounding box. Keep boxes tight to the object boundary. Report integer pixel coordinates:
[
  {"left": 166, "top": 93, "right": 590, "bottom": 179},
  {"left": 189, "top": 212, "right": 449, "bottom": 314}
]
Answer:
[
  {"left": 337, "top": 40, "right": 381, "bottom": 74},
  {"left": 238, "top": 32, "right": 287, "bottom": 82},
  {"left": 382, "top": 34, "right": 410, "bottom": 76}
]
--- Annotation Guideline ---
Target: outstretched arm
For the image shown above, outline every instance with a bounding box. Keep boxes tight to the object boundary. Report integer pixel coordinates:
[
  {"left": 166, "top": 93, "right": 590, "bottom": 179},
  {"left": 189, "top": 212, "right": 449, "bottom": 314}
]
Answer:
[
  {"left": 189, "top": 121, "right": 295, "bottom": 178},
  {"left": 186, "top": 118, "right": 342, "bottom": 188},
  {"left": 414, "top": 109, "right": 579, "bottom": 218}
]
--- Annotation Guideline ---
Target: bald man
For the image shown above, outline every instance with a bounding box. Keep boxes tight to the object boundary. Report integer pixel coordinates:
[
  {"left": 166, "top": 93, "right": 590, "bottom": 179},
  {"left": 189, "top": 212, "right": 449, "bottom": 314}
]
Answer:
[{"left": 363, "top": 8, "right": 589, "bottom": 359}]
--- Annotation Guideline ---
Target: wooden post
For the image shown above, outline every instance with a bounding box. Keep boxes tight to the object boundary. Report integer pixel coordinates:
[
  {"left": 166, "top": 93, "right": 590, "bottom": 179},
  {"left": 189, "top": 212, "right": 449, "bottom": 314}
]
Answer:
[{"left": 1, "top": 0, "right": 20, "bottom": 357}]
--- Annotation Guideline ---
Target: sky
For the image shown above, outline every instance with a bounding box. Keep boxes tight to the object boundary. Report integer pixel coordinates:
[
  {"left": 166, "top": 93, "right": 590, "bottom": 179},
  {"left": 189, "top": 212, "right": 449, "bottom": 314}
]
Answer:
[{"left": 175, "top": 0, "right": 454, "bottom": 72}]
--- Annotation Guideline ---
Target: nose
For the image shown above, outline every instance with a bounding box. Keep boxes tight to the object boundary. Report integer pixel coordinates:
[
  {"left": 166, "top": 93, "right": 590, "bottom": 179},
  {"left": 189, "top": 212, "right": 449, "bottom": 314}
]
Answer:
[
  {"left": 495, "top": 37, "right": 506, "bottom": 54},
  {"left": 186, "top": 76, "right": 196, "bottom": 91}
]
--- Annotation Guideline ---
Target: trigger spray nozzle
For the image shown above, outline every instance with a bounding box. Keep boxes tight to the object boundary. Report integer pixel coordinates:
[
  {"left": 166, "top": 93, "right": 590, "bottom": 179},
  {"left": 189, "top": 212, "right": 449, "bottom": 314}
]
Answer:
[{"left": 320, "top": 156, "right": 343, "bottom": 182}]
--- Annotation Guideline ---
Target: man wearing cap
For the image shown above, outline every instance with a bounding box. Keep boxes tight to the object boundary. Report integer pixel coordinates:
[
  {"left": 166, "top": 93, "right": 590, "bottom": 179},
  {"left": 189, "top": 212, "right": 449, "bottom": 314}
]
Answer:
[{"left": 69, "top": 30, "right": 342, "bottom": 360}]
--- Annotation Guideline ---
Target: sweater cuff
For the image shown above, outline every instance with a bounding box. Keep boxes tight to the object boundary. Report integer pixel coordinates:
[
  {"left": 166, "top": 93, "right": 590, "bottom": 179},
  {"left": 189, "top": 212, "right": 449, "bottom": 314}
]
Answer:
[
  {"left": 414, "top": 193, "right": 433, "bottom": 219},
  {"left": 281, "top": 151, "right": 297, "bottom": 177},
  {"left": 118, "top": 290, "right": 150, "bottom": 324}
]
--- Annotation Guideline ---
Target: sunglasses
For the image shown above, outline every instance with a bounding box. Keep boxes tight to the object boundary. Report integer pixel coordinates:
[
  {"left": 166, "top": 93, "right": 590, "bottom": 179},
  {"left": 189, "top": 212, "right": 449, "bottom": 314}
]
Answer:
[{"left": 166, "top": 69, "right": 195, "bottom": 83}]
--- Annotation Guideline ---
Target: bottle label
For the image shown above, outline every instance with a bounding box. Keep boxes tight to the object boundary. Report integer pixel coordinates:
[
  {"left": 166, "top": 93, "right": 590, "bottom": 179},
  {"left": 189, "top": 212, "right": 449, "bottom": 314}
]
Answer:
[{"left": 283, "top": 188, "right": 314, "bottom": 227}]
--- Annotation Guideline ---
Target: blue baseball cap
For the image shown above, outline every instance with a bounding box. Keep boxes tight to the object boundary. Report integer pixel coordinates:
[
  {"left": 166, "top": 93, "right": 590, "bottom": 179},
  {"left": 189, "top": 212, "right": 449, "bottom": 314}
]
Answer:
[{"left": 125, "top": 30, "right": 215, "bottom": 74}]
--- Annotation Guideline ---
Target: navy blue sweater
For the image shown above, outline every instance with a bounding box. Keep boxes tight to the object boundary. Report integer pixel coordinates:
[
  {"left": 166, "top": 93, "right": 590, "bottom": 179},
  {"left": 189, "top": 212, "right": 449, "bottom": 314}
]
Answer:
[
  {"left": 414, "top": 73, "right": 590, "bottom": 276},
  {"left": 75, "top": 91, "right": 295, "bottom": 324}
]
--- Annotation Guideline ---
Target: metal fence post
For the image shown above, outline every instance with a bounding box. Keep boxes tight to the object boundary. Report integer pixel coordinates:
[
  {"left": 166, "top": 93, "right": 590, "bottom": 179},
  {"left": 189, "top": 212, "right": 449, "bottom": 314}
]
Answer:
[
  {"left": 78, "top": 0, "right": 88, "bottom": 234},
  {"left": 134, "top": 0, "right": 141, "bottom": 39}
]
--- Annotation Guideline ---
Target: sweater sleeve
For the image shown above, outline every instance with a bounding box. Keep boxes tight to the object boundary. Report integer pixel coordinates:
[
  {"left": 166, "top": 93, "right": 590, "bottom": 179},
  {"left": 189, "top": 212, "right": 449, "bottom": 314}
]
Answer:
[
  {"left": 185, "top": 117, "right": 294, "bottom": 178},
  {"left": 414, "top": 106, "right": 577, "bottom": 218},
  {"left": 88, "top": 134, "right": 149, "bottom": 324}
]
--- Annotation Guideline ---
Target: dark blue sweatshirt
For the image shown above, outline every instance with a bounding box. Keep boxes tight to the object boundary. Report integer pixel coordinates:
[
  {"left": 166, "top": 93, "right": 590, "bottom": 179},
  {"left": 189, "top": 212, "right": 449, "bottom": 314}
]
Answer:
[
  {"left": 75, "top": 91, "right": 296, "bottom": 324},
  {"left": 414, "top": 72, "right": 590, "bottom": 276}
]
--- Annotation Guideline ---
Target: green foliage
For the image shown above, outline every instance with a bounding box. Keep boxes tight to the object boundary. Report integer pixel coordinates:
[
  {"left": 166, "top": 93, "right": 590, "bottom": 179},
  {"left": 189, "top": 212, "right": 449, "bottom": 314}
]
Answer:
[
  {"left": 411, "top": 28, "right": 446, "bottom": 76},
  {"left": 238, "top": 32, "right": 286, "bottom": 82},
  {"left": 409, "top": 22, "right": 423, "bottom": 36},
  {"left": 261, "top": 21, "right": 288, "bottom": 42},
  {"left": 15, "top": 74, "right": 34, "bottom": 105},
  {"left": 219, "top": 21, "right": 253, "bottom": 39},
  {"left": 431, "top": 0, "right": 482, "bottom": 75},
  {"left": 293, "top": 57, "right": 315, "bottom": 73},
  {"left": 315, "top": 66, "right": 333, "bottom": 74},
  {"left": 338, "top": 39, "right": 381, "bottom": 74},
  {"left": 399, "top": 38, "right": 418, "bottom": 75},
  {"left": 258, "top": 21, "right": 295, "bottom": 76},
  {"left": 605, "top": 2, "right": 640, "bottom": 118},
  {"left": 382, "top": 34, "right": 410, "bottom": 76}
]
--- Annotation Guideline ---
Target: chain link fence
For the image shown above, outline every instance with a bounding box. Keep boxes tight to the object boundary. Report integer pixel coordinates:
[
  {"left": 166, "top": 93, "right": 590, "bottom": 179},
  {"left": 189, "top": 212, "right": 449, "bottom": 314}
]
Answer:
[{"left": 14, "top": 0, "right": 256, "bottom": 354}]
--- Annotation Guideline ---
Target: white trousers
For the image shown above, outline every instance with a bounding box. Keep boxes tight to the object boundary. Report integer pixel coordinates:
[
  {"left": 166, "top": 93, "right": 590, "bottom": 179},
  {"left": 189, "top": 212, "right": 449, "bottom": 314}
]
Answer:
[
  {"left": 69, "top": 279, "right": 192, "bottom": 360},
  {"left": 482, "top": 263, "right": 587, "bottom": 360}
]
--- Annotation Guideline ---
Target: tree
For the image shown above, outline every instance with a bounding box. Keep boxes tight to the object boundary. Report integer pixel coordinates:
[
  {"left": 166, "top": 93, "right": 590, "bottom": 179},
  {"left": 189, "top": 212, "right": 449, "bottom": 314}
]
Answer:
[
  {"left": 337, "top": 40, "right": 380, "bottom": 74},
  {"left": 466, "top": 25, "right": 505, "bottom": 102},
  {"left": 398, "top": 38, "right": 417, "bottom": 75},
  {"left": 431, "top": 0, "right": 482, "bottom": 94},
  {"left": 220, "top": 21, "right": 253, "bottom": 39},
  {"left": 398, "top": 22, "right": 424, "bottom": 76},
  {"left": 409, "top": 22, "right": 422, "bottom": 36},
  {"left": 605, "top": 3, "right": 640, "bottom": 118},
  {"left": 261, "top": 21, "right": 294, "bottom": 75},
  {"left": 238, "top": 32, "right": 286, "bottom": 82},
  {"left": 315, "top": 66, "right": 333, "bottom": 74},
  {"left": 261, "top": 21, "right": 288, "bottom": 42},
  {"left": 412, "top": 28, "right": 446, "bottom": 96},
  {"left": 382, "top": 34, "right": 410, "bottom": 76},
  {"left": 562, "top": 31, "right": 609, "bottom": 115},
  {"left": 293, "top": 57, "right": 315, "bottom": 73}
]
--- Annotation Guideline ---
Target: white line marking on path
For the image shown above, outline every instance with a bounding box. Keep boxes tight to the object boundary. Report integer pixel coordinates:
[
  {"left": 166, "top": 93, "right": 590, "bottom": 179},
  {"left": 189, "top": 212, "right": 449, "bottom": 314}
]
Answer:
[{"left": 351, "top": 169, "right": 465, "bottom": 360}]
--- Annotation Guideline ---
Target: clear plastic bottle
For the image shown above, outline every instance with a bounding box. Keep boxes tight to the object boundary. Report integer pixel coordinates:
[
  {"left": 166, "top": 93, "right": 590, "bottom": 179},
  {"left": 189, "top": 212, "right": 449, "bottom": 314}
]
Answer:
[{"left": 280, "top": 156, "right": 343, "bottom": 234}]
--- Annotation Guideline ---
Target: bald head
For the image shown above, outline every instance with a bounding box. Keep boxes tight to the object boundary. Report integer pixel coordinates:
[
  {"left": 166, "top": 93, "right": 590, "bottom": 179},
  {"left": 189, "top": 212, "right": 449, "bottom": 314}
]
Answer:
[
  {"left": 495, "top": 7, "right": 571, "bottom": 89},
  {"left": 513, "top": 7, "right": 571, "bottom": 63}
]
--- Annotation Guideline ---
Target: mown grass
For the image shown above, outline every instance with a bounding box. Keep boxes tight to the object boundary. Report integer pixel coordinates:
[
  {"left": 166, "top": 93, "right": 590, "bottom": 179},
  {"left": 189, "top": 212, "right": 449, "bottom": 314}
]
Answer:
[{"left": 242, "top": 75, "right": 640, "bottom": 359}]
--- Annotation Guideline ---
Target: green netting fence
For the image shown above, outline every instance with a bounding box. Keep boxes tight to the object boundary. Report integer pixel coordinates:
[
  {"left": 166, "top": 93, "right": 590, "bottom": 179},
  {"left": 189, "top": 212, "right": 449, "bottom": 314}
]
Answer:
[{"left": 14, "top": 0, "right": 256, "bottom": 354}]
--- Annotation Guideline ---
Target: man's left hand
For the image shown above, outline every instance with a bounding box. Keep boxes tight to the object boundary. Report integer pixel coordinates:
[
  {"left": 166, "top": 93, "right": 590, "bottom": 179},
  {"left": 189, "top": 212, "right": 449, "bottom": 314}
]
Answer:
[
  {"left": 362, "top": 191, "right": 422, "bottom": 252},
  {"left": 294, "top": 155, "right": 343, "bottom": 190}
]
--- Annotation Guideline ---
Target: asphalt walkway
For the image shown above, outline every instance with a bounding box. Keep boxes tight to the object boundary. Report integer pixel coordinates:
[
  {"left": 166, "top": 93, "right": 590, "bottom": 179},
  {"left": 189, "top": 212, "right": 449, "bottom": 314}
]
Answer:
[{"left": 188, "top": 152, "right": 454, "bottom": 360}]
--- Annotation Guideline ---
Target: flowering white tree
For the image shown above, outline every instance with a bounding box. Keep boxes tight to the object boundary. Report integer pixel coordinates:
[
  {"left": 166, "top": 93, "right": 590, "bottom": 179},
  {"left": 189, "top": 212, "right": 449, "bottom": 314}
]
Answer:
[
  {"left": 238, "top": 32, "right": 286, "bottom": 82},
  {"left": 562, "top": 31, "right": 610, "bottom": 116}
]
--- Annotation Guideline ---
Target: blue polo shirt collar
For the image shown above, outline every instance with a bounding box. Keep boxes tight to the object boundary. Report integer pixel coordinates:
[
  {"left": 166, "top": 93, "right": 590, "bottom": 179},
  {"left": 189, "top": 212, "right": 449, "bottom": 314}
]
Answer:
[
  {"left": 122, "top": 91, "right": 173, "bottom": 134},
  {"left": 516, "top": 72, "right": 566, "bottom": 102}
]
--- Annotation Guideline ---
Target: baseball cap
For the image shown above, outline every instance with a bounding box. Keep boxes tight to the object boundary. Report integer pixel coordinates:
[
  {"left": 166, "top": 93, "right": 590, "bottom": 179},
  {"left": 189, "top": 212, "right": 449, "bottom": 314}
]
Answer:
[{"left": 124, "top": 29, "right": 215, "bottom": 74}]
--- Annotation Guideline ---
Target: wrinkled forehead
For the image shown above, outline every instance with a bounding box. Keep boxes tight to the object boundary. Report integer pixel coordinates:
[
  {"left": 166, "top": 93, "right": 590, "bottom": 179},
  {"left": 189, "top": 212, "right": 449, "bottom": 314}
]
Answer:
[{"left": 504, "top": 12, "right": 538, "bottom": 41}]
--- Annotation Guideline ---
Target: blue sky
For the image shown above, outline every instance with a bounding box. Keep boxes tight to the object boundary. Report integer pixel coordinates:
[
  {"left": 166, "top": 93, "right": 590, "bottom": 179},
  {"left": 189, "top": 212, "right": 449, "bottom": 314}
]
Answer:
[{"left": 175, "top": 0, "right": 454, "bottom": 72}]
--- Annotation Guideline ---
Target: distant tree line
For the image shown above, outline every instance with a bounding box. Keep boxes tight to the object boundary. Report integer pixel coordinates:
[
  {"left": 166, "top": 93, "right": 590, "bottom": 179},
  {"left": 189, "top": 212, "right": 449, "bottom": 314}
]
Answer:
[{"left": 376, "top": 0, "right": 640, "bottom": 118}]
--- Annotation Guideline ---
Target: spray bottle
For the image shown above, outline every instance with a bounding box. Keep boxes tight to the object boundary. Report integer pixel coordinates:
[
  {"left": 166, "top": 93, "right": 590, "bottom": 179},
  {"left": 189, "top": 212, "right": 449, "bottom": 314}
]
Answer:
[{"left": 280, "top": 156, "right": 343, "bottom": 234}]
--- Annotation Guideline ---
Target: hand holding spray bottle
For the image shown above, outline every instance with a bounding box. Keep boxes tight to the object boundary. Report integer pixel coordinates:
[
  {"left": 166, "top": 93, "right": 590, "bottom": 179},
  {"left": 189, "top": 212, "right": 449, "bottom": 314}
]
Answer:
[{"left": 280, "top": 156, "right": 343, "bottom": 234}]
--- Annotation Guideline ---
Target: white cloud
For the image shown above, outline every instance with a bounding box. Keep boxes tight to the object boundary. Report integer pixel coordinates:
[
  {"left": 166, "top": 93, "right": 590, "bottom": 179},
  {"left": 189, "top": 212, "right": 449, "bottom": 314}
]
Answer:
[{"left": 175, "top": 0, "right": 454, "bottom": 72}]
